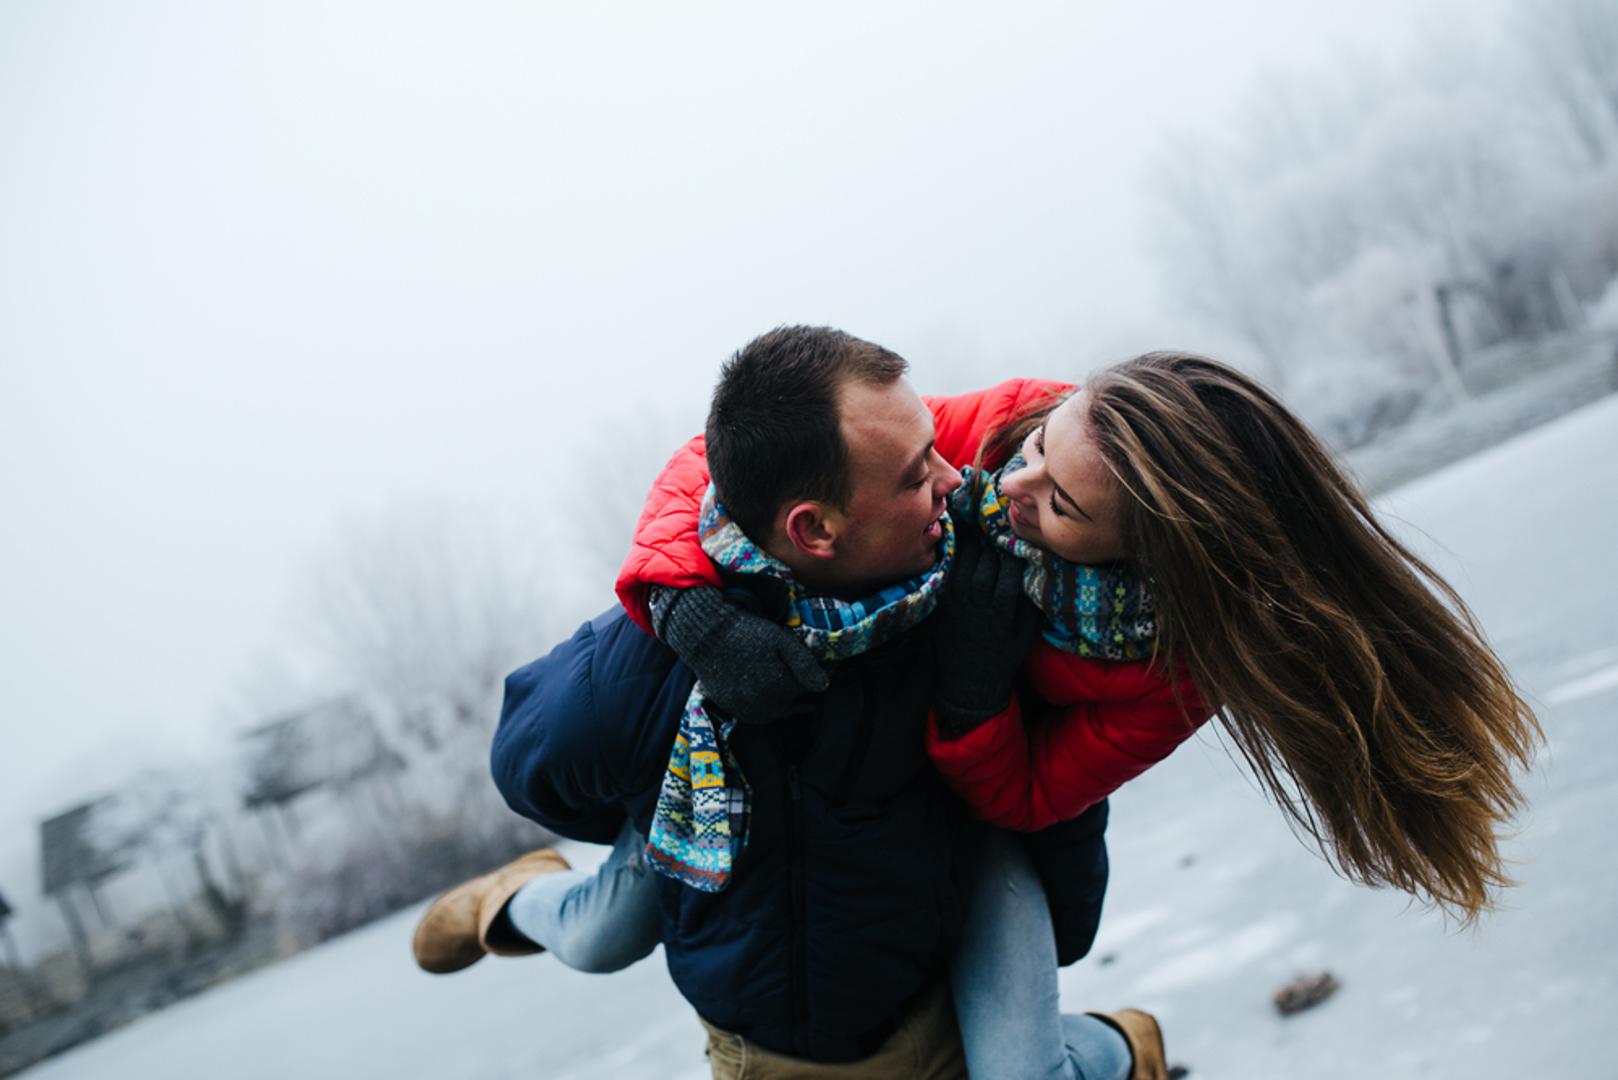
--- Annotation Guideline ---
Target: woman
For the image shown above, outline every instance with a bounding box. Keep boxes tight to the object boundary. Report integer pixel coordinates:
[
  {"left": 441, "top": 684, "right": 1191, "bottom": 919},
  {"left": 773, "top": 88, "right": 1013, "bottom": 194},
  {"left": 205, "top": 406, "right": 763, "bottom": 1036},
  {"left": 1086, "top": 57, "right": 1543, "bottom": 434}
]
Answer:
[
  {"left": 917, "top": 351, "right": 1543, "bottom": 1079},
  {"left": 934, "top": 351, "right": 1539, "bottom": 915}
]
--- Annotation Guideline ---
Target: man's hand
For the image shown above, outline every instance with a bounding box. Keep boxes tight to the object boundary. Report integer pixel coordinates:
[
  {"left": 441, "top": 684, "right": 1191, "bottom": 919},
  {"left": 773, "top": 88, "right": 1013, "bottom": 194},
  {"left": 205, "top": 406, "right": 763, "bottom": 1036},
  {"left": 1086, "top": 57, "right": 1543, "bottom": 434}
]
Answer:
[
  {"left": 653, "top": 587, "right": 829, "bottom": 722},
  {"left": 932, "top": 517, "right": 1040, "bottom": 736}
]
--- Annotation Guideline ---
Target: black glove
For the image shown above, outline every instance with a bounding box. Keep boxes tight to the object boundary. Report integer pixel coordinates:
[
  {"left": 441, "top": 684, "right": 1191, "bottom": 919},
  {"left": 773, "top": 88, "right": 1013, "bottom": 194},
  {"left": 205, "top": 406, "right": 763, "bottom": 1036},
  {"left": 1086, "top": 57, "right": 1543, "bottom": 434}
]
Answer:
[
  {"left": 652, "top": 586, "right": 829, "bottom": 722},
  {"left": 932, "top": 516, "right": 1040, "bottom": 736}
]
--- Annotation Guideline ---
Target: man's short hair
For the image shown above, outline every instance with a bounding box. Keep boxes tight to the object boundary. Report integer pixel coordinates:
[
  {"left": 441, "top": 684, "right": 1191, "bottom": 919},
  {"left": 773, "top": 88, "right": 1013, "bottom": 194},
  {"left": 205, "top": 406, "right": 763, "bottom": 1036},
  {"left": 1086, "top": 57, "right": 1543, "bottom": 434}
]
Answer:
[{"left": 707, "top": 326, "right": 909, "bottom": 540}]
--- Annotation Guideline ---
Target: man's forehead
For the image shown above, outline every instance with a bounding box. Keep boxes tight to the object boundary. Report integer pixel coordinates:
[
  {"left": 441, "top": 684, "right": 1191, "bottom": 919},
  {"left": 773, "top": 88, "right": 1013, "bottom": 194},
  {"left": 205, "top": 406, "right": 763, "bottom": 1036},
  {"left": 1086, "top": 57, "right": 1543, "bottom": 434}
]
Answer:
[{"left": 839, "top": 378, "right": 933, "bottom": 458}]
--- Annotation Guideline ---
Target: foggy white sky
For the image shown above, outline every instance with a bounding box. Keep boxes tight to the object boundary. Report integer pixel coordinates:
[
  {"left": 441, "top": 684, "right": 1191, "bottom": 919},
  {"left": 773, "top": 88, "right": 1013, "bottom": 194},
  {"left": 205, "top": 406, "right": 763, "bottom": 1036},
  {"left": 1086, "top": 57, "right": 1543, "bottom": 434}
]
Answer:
[{"left": 0, "top": 1, "right": 1505, "bottom": 910}]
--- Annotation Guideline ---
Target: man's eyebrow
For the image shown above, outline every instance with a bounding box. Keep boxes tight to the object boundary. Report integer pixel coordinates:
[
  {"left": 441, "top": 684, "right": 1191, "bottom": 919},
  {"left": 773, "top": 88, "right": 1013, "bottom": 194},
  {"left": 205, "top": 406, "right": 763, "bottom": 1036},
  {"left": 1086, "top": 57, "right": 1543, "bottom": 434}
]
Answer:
[{"left": 901, "top": 439, "right": 936, "bottom": 485}]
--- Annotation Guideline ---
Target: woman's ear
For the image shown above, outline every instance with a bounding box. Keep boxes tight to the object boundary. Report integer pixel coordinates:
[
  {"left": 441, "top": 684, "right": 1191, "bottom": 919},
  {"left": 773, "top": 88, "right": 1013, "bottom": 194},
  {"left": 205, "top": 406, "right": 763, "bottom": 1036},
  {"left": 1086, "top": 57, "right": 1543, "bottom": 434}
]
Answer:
[{"left": 782, "top": 501, "right": 839, "bottom": 562}]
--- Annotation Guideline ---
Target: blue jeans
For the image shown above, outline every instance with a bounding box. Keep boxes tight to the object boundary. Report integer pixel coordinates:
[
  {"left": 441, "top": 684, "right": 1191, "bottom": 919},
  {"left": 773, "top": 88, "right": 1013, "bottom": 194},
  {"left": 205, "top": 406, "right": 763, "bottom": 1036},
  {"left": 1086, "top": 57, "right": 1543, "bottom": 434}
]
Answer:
[
  {"left": 507, "top": 821, "right": 1130, "bottom": 1079},
  {"left": 950, "top": 826, "right": 1132, "bottom": 1080},
  {"left": 503, "top": 820, "right": 662, "bottom": 973}
]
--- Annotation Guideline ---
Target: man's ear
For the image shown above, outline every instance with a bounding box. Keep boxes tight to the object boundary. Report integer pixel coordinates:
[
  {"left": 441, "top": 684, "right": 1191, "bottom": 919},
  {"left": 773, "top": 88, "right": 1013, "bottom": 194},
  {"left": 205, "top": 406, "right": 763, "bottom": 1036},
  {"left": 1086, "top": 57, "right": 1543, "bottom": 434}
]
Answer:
[{"left": 781, "top": 501, "right": 839, "bottom": 562}]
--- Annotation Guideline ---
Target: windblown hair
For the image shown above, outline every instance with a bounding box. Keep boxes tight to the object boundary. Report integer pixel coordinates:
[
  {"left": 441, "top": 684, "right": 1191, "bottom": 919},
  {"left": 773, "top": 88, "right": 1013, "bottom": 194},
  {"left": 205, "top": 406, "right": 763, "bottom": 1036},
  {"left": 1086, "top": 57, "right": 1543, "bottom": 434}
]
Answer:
[
  {"left": 707, "top": 325, "right": 908, "bottom": 540},
  {"left": 992, "top": 352, "right": 1540, "bottom": 922}
]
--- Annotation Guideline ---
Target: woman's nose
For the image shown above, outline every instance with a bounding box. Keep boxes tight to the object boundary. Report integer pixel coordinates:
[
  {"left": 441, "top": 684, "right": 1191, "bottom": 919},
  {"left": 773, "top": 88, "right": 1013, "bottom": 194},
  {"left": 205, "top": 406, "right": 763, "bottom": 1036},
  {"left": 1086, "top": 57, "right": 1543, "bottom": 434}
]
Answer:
[{"left": 1000, "top": 466, "right": 1032, "bottom": 502}]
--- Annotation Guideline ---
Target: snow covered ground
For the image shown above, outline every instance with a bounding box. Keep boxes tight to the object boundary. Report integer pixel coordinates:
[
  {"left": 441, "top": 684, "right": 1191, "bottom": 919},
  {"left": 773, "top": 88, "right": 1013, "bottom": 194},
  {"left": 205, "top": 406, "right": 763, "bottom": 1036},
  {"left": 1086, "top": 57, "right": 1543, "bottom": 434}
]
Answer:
[{"left": 21, "top": 398, "right": 1618, "bottom": 1079}]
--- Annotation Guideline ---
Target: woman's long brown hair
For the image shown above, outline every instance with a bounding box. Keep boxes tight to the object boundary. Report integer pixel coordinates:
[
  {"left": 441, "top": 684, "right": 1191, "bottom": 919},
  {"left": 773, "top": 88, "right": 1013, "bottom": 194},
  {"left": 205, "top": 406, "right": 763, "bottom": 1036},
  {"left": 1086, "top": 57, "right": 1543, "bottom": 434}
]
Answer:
[{"left": 988, "top": 352, "right": 1541, "bottom": 922}]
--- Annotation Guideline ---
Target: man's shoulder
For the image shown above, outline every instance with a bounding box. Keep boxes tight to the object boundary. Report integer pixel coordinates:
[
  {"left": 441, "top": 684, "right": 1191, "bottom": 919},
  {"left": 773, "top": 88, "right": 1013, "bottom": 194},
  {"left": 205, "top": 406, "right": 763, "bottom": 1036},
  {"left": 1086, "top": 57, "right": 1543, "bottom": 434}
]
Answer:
[
  {"left": 518, "top": 606, "right": 689, "bottom": 724},
  {"left": 584, "top": 605, "right": 687, "bottom": 690},
  {"left": 494, "top": 607, "right": 693, "bottom": 799}
]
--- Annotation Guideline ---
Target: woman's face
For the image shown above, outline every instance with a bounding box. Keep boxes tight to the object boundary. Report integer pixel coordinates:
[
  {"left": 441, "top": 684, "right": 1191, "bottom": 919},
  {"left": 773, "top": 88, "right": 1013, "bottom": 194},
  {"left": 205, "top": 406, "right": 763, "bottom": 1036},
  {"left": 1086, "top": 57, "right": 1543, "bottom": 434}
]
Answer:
[{"left": 998, "top": 390, "right": 1128, "bottom": 564}]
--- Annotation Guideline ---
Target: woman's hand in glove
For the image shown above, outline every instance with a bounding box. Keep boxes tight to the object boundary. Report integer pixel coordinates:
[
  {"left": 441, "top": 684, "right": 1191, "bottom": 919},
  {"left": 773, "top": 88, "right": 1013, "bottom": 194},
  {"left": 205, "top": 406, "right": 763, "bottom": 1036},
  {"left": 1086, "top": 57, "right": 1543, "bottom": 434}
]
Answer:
[{"left": 931, "top": 516, "right": 1040, "bottom": 737}]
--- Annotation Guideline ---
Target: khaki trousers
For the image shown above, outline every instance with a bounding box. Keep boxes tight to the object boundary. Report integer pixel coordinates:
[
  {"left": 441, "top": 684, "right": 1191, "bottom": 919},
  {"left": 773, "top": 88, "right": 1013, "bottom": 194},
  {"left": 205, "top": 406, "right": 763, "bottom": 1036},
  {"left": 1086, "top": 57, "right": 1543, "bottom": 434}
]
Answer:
[{"left": 698, "top": 982, "right": 968, "bottom": 1080}]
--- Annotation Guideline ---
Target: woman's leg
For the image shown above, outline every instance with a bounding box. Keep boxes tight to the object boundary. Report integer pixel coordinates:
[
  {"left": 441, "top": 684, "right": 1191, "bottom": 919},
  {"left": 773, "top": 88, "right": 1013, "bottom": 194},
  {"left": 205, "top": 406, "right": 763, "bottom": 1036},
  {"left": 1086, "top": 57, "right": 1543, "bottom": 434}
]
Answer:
[
  {"left": 501, "top": 819, "right": 662, "bottom": 974},
  {"left": 951, "top": 826, "right": 1132, "bottom": 1080}
]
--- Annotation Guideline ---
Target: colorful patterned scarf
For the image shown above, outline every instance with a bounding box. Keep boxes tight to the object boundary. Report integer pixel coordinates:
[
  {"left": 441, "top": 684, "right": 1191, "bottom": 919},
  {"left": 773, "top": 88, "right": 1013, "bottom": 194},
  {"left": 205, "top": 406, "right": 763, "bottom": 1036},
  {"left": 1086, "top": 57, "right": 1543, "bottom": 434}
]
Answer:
[
  {"left": 646, "top": 485, "right": 955, "bottom": 893},
  {"left": 961, "top": 452, "right": 1157, "bottom": 660}
]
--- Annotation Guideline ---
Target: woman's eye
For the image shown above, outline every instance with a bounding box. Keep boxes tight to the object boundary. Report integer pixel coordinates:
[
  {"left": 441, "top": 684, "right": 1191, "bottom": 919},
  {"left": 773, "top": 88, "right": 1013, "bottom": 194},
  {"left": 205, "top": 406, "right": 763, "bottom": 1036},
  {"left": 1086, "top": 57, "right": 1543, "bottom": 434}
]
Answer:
[
  {"left": 1048, "top": 493, "right": 1067, "bottom": 519},
  {"left": 1033, "top": 428, "right": 1046, "bottom": 456}
]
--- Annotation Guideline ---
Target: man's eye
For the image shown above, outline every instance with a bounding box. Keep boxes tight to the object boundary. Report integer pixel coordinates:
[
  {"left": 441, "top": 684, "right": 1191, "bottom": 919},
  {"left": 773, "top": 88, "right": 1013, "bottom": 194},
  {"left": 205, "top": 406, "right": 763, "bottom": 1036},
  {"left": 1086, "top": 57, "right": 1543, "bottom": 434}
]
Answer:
[{"left": 910, "top": 476, "right": 929, "bottom": 490}]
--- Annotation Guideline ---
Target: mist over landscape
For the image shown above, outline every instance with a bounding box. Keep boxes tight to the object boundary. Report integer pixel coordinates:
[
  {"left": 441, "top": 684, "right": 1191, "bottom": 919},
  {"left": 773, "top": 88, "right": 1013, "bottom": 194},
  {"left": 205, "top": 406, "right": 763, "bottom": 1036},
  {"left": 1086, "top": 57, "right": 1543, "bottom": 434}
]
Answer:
[{"left": 2, "top": 0, "right": 1615, "bottom": 1075}]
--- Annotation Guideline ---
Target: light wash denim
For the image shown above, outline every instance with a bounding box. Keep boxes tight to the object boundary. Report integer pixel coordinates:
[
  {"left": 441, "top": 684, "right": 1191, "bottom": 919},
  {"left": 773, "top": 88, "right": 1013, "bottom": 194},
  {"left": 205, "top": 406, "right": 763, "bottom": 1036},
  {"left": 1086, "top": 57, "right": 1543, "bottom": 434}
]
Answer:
[
  {"left": 506, "top": 820, "right": 1130, "bottom": 1079},
  {"left": 503, "top": 819, "right": 662, "bottom": 973},
  {"left": 950, "top": 826, "right": 1132, "bottom": 1080}
]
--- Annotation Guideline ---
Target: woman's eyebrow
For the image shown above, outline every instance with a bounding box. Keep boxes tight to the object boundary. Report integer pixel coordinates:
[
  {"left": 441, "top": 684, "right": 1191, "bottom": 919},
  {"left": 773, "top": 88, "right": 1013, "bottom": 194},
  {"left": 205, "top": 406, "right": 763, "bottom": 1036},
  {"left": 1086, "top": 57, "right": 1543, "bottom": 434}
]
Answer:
[{"left": 1050, "top": 478, "right": 1094, "bottom": 522}]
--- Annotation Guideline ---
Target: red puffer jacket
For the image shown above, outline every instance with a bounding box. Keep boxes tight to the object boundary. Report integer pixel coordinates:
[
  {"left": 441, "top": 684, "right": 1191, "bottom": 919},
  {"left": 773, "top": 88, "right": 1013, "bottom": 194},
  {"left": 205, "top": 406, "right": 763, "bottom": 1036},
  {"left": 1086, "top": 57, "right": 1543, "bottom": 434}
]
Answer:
[{"left": 614, "top": 378, "right": 1212, "bottom": 832}]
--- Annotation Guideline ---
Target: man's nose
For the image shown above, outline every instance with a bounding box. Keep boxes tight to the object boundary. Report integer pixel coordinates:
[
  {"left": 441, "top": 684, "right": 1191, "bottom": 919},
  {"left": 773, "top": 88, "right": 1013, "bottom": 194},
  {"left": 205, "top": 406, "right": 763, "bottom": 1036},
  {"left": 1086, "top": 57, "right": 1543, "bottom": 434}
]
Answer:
[{"left": 933, "top": 454, "right": 963, "bottom": 495}]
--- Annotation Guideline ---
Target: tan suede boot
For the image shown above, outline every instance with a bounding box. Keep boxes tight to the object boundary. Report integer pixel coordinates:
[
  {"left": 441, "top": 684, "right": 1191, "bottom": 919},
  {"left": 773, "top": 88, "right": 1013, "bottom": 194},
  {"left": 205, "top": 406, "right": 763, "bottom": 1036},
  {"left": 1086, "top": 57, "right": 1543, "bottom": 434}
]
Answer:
[
  {"left": 1087, "top": 1008, "right": 1168, "bottom": 1080},
  {"left": 411, "top": 848, "right": 571, "bottom": 974}
]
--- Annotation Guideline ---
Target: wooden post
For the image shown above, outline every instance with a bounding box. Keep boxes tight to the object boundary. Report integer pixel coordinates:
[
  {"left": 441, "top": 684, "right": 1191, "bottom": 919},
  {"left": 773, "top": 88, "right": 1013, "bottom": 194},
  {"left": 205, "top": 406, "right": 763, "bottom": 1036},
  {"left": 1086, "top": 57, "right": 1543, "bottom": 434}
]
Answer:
[
  {"left": 254, "top": 808, "right": 288, "bottom": 869},
  {"left": 82, "top": 880, "right": 113, "bottom": 930},
  {"left": 1433, "top": 283, "right": 1470, "bottom": 399},
  {"left": 0, "top": 896, "right": 36, "bottom": 1018},
  {"left": 54, "top": 893, "right": 92, "bottom": 975},
  {"left": 1552, "top": 268, "right": 1585, "bottom": 332},
  {"left": 212, "top": 819, "right": 250, "bottom": 897}
]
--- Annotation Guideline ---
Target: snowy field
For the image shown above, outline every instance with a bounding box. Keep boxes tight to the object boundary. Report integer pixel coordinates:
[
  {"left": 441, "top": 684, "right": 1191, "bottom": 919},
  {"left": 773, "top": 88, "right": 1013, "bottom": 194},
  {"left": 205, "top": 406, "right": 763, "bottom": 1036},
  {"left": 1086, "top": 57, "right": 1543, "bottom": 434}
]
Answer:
[{"left": 21, "top": 399, "right": 1618, "bottom": 1079}]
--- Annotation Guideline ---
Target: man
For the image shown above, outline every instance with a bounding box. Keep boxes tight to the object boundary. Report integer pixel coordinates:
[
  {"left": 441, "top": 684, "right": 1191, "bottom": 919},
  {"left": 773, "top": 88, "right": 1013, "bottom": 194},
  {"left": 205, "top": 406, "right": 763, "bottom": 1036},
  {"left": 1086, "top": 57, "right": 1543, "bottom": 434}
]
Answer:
[{"left": 412, "top": 327, "right": 1118, "bottom": 1077}]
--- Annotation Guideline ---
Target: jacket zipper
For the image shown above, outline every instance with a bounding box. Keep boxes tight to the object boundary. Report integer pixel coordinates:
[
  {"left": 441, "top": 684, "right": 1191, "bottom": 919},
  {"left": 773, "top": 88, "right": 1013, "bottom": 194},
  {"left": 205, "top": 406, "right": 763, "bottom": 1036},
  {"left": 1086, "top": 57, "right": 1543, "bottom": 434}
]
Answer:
[
  {"left": 832, "top": 684, "right": 877, "bottom": 805},
  {"left": 786, "top": 760, "right": 808, "bottom": 1055}
]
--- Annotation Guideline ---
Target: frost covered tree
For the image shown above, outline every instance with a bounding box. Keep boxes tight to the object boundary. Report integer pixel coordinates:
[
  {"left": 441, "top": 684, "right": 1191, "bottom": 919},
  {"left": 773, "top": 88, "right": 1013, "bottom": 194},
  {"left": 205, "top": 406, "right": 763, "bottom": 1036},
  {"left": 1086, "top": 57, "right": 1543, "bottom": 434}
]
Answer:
[
  {"left": 289, "top": 502, "right": 553, "bottom": 755},
  {"left": 83, "top": 768, "right": 245, "bottom": 938},
  {"left": 1515, "top": 0, "right": 1618, "bottom": 166},
  {"left": 252, "top": 504, "right": 561, "bottom": 915},
  {"left": 1148, "top": 0, "right": 1618, "bottom": 443}
]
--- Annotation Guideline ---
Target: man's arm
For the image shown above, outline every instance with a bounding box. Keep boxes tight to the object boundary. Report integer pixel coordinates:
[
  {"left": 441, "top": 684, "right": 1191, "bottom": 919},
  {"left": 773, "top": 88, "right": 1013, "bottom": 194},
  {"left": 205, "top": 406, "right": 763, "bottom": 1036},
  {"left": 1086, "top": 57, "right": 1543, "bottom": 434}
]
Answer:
[{"left": 490, "top": 608, "right": 693, "bottom": 843}]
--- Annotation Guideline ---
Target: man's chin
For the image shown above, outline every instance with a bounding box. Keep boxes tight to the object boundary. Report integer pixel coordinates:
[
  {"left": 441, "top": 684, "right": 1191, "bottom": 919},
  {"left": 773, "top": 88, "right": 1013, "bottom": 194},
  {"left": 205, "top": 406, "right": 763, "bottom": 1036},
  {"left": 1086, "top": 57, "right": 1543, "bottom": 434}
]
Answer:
[{"left": 913, "top": 545, "right": 946, "bottom": 578}]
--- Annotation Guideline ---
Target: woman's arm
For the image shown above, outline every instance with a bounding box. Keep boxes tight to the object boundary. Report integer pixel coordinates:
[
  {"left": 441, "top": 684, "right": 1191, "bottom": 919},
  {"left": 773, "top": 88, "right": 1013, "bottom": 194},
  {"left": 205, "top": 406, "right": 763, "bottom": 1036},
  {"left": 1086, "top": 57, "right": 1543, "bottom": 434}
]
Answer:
[
  {"left": 613, "top": 435, "right": 720, "bottom": 633},
  {"left": 924, "top": 378, "right": 1071, "bottom": 469},
  {"left": 926, "top": 660, "right": 1210, "bottom": 831},
  {"left": 614, "top": 377, "right": 1074, "bottom": 630}
]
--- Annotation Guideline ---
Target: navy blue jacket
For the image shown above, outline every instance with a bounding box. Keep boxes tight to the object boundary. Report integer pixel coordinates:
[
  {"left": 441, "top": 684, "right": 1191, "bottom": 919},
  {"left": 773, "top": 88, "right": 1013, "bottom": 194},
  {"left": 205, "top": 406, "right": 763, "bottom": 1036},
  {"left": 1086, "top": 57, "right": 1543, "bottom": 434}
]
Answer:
[{"left": 491, "top": 606, "right": 1108, "bottom": 1062}]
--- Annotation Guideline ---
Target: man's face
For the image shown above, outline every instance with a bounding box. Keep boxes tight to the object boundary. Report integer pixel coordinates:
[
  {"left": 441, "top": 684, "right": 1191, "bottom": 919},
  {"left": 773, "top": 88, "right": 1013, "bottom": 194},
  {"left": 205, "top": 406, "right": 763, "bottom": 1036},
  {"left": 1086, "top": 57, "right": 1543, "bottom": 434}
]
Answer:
[{"left": 821, "top": 377, "right": 962, "bottom": 595}]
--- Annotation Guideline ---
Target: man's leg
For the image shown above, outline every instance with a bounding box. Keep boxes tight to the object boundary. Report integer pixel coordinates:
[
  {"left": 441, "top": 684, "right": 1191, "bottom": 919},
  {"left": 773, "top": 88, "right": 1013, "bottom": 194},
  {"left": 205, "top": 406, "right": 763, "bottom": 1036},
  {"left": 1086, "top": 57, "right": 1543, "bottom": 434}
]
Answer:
[
  {"left": 698, "top": 981, "right": 968, "bottom": 1080},
  {"left": 413, "top": 847, "right": 570, "bottom": 973},
  {"left": 951, "top": 826, "right": 1135, "bottom": 1080},
  {"left": 500, "top": 819, "right": 662, "bottom": 974}
]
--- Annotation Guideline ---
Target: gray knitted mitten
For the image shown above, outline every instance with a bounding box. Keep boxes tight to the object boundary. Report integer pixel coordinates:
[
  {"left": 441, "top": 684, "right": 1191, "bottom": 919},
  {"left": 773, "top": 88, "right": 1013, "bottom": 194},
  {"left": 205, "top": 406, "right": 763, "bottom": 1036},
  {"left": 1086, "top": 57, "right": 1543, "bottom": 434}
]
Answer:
[{"left": 652, "top": 586, "right": 829, "bottom": 722}]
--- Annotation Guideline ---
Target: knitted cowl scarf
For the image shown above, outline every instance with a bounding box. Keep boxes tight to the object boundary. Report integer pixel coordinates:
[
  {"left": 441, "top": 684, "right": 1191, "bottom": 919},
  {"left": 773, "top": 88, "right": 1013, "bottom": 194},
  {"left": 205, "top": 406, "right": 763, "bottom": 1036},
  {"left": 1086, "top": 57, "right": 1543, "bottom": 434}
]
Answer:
[
  {"left": 959, "top": 451, "right": 1157, "bottom": 661},
  {"left": 645, "top": 484, "right": 956, "bottom": 893}
]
